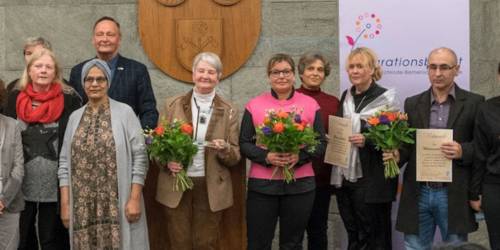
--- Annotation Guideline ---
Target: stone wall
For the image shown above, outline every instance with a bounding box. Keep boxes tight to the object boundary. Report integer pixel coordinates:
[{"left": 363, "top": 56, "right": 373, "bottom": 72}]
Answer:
[
  {"left": 0, "top": 0, "right": 498, "bottom": 249},
  {"left": 0, "top": 0, "right": 498, "bottom": 104}
]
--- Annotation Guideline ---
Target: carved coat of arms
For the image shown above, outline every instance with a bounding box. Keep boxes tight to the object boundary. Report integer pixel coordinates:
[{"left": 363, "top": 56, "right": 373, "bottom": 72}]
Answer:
[{"left": 138, "top": 0, "right": 261, "bottom": 83}]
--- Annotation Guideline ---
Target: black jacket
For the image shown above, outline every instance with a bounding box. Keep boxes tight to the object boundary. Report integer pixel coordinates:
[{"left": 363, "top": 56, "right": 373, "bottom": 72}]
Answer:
[
  {"left": 337, "top": 82, "right": 398, "bottom": 203},
  {"left": 396, "top": 84, "right": 484, "bottom": 234}
]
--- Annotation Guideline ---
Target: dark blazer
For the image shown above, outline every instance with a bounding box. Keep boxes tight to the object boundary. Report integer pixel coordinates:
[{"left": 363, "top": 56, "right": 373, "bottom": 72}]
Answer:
[
  {"left": 69, "top": 54, "right": 159, "bottom": 129},
  {"left": 337, "top": 83, "right": 398, "bottom": 203},
  {"left": 396, "top": 84, "right": 484, "bottom": 234}
]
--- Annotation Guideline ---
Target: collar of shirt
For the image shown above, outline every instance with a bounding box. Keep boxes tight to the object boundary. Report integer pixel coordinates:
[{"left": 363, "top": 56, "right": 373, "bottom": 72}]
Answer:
[
  {"left": 271, "top": 88, "right": 295, "bottom": 100},
  {"left": 106, "top": 55, "right": 119, "bottom": 80},
  {"left": 431, "top": 83, "right": 456, "bottom": 105}
]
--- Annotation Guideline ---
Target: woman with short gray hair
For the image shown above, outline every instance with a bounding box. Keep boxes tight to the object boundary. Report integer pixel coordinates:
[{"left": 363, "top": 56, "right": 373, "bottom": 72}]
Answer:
[{"left": 156, "top": 52, "right": 241, "bottom": 249}]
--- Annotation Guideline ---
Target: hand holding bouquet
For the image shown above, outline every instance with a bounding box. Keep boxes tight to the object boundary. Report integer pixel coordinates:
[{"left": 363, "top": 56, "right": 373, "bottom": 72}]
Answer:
[
  {"left": 144, "top": 119, "right": 198, "bottom": 191},
  {"left": 364, "top": 111, "right": 415, "bottom": 178},
  {"left": 256, "top": 109, "right": 319, "bottom": 183}
]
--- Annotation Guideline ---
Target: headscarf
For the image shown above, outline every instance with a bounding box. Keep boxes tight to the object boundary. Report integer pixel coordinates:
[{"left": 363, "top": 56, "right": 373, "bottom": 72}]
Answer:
[{"left": 81, "top": 58, "right": 112, "bottom": 87}]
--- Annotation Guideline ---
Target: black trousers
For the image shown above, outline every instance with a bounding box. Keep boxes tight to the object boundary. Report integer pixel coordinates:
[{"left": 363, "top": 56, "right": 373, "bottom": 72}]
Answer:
[
  {"left": 247, "top": 190, "right": 315, "bottom": 250},
  {"left": 336, "top": 185, "right": 392, "bottom": 250},
  {"left": 305, "top": 186, "right": 332, "bottom": 250},
  {"left": 483, "top": 182, "right": 500, "bottom": 250},
  {"left": 18, "top": 201, "right": 69, "bottom": 250}
]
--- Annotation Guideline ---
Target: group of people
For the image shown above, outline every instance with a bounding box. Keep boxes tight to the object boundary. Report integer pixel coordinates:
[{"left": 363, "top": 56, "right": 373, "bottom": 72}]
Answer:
[
  {"left": 0, "top": 16, "right": 155, "bottom": 250},
  {"left": 0, "top": 14, "right": 499, "bottom": 250}
]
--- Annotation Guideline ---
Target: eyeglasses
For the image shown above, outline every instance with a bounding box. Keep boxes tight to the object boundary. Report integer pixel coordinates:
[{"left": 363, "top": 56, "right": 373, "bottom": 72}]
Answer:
[
  {"left": 84, "top": 76, "right": 107, "bottom": 85},
  {"left": 427, "top": 64, "right": 457, "bottom": 71},
  {"left": 270, "top": 69, "right": 293, "bottom": 78}
]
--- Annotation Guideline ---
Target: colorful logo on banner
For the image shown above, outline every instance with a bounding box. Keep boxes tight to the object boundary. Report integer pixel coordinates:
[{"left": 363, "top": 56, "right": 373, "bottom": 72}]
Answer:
[{"left": 346, "top": 13, "right": 383, "bottom": 50}]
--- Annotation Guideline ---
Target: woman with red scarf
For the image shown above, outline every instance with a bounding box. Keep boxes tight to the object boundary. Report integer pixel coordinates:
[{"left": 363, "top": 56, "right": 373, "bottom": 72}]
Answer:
[{"left": 4, "top": 48, "right": 81, "bottom": 250}]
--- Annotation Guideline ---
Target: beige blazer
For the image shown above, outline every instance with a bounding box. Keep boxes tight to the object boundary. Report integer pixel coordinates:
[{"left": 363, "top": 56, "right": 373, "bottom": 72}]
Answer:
[{"left": 155, "top": 91, "right": 241, "bottom": 212}]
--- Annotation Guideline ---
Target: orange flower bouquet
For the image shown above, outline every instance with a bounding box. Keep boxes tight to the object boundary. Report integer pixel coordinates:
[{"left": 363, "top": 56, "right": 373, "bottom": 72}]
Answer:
[
  {"left": 256, "top": 109, "right": 319, "bottom": 183},
  {"left": 144, "top": 119, "right": 198, "bottom": 191},
  {"left": 364, "top": 111, "right": 415, "bottom": 178}
]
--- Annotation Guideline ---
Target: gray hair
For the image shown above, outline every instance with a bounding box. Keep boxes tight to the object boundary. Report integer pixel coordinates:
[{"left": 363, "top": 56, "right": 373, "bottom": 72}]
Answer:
[
  {"left": 81, "top": 59, "right": 112, "bottom": 87},
  {"left": 23, "top": 37, "right": 52, "bottom": 54},
  {"left": 192, "top": 52, "right": 222, "bottom": 78}
]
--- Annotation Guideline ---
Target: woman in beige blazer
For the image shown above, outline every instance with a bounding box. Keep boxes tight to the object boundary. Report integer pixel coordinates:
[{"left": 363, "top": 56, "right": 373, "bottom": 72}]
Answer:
[{"left": 156, "top": 52, "right": 241, "bottom": 250}]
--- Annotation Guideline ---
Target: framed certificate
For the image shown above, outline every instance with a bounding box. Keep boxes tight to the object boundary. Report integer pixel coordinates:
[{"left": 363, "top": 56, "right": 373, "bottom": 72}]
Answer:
[
  {"left": 416, "top": 129, "right": 453, "bottom": 182},
  {"left": 324, "top": 116, "right": 352, "bottom": 168}
]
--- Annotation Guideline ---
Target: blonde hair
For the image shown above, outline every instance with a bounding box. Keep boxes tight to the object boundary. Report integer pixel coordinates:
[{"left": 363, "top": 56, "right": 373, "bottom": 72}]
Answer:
[
  {"left": 18, "top": 49, "right": 70, "bottom": 91},
  {"left": 346, "top": 47, "right": 383, "bottom": 81}
]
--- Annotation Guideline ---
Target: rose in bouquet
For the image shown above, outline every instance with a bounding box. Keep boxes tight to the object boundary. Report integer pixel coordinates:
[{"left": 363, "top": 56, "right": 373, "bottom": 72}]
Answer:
[
  {"left": 144, "top": 119, "right": 198, "bottom": 191},
  {"left": 363, "top": 111, "right": 415, "bottom": 178},
  {"left": 256, "top": 109, "right": 319, "bottom": 183}
]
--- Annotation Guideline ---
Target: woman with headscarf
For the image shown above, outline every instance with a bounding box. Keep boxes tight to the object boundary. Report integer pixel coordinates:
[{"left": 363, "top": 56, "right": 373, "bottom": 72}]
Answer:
[{"left": 58, "top": 59, "right": 149, "bottom": 249}]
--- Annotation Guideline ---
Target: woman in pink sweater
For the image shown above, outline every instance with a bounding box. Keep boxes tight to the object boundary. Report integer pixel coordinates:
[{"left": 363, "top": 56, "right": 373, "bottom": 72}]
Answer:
[{"left": 240, "top": 53, "right": 327, "bottom": 250}]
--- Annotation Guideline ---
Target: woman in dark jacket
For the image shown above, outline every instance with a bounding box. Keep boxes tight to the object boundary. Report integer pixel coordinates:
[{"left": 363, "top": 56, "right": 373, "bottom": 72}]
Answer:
[
  {"left": 331, "top": 47, "right": 398, "bottom": 250},
  {"left": 473, "top": 62, "right": 500, "bottom": 250},
  {"left": 296, "top": 51, "right": 340, "bottom": 250},
  {"left": 4, "top": 48, "right": 81, "bottom": 250}
]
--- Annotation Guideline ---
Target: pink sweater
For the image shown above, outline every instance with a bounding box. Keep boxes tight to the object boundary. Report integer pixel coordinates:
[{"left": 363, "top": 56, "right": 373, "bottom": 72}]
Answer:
[{"left": 245, "top": 91, "right": 320, "bottom": 180}]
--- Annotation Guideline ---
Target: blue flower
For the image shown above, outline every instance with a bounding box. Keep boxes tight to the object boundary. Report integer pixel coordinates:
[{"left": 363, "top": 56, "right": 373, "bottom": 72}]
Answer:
[
  {"left": 262, "top": 126, "right": 272, "bottom": 135},
  {"left": 379, "top": 115, "right": 390, "bottom": 125},
  {"left": 145, "top": 136, "right": 153, "bottom": 145},
  {"left": 294, "top": 114, "right": 302, "bottom": 123}
]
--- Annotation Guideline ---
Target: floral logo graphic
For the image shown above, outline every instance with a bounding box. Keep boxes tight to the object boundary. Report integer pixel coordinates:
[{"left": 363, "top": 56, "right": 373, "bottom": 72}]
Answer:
[{"left": 346, "top": 13, "right": 382, "bottom": 50}]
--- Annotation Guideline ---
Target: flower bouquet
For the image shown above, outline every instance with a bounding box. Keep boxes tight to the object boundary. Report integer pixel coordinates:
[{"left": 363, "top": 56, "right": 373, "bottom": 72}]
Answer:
[
  {"left": 144, "top": 119, "right": 198, "bottom": 191},
  {"left": 256, "top": 109, "right": 319, "bottom": 183},
  {"left": 363, "top": 111, "right": 415, "bottom": 178}
]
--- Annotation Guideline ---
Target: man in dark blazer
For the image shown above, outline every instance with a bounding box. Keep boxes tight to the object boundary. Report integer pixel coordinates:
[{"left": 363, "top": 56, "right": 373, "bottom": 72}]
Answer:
[
  {"left": 69, "top": 16, "right": 158, "bottom": 129},
  {"left": 396, "top": 47, "right": 484, "bottom": 250}
]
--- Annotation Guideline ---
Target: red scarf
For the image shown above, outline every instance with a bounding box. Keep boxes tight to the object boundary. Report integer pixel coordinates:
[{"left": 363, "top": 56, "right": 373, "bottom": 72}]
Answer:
[{"left": 16, "top": 83, "right": 64, "bottom": 123}]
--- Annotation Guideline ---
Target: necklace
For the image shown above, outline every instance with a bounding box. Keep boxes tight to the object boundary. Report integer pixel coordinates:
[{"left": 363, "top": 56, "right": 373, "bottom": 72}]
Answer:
[
  {"left": 193, "top": 96, "right": 214, "bottom": 141},
  {"left": 355, "top": 95, "right": 368, "bottom": 113}
]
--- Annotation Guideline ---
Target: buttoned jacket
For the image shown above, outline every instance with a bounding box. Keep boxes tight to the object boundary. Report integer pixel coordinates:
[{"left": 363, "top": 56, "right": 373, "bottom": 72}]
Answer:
[
  {"left": 396, "top": 85, "right": 484, "bottom": 234},
  {"left": 0, "top": 114, "right": 24, "bottom": 212},
  {"left": 155, "top": 91, "right": 241, "bottom": 212}
]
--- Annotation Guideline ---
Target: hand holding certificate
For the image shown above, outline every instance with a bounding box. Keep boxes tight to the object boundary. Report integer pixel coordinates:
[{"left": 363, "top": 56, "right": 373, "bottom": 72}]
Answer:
[
  {"left": 416, "top": 129, "right": 453, "bottom": 182},
  {"left": 324, "top": 116, "right": 352, "bottom": 168}
]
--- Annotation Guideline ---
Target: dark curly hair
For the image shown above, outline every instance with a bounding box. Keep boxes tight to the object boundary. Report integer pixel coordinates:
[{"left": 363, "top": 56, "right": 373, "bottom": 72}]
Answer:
[{"left": 297, "top": 51, "right": 331, "bottom": 77}]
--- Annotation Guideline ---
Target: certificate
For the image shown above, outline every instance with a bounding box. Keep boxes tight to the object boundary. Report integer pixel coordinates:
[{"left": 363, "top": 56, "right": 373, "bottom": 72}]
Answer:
[
  {"left": 324, "top": 116, "right": 352, "bottom": 168},
  {"left": 416, "top": 129, "right": 453, "bottom": 182}
]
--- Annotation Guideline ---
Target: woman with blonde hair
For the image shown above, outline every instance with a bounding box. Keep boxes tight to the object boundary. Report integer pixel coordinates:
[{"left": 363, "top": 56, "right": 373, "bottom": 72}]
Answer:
[
  {"left": 4, "top": 48, "right": 81, "bottom": 249},
  {"left": 332, "top": 47, "right": 399, "bottom": 250}
]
